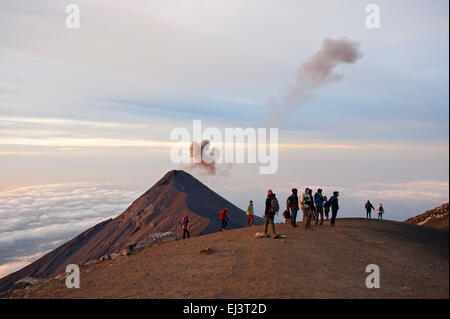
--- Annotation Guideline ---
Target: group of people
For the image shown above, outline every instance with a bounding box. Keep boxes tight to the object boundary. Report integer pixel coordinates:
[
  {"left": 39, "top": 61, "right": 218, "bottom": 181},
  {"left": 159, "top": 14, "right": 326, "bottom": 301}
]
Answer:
[
  {"left": 180, "top": 194, "right": 387, "bottom": 240},
  {"left": 364, "top": 200, "right": 385, "bottom": 219},
  {"left": 180, "top": 188, "right": 341, "bottom": 239},
  {"left": 245, "top": 188, "right": 340, "bottom": 238}
]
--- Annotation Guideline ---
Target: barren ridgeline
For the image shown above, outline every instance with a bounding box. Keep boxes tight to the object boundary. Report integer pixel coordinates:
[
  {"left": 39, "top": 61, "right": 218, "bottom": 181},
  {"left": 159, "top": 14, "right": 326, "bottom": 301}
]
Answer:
[
  {"left": 3, "top": 218, "right": 449, "bottom": 299},
  {"left": 0, "top": 170, "right": 448, "bottom": 298},
  {"left": 0, "top": 170, "right": 264, "bottom": 293}
]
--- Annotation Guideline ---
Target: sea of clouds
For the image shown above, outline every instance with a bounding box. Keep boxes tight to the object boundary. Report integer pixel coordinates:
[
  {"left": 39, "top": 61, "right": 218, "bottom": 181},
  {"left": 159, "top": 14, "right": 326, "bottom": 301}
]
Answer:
[
  {"left": 1, "top": 179, "right": 448, "bottom": 279},
  {"left": 0, "top": 183, "right": 140, "bottom": 278}
]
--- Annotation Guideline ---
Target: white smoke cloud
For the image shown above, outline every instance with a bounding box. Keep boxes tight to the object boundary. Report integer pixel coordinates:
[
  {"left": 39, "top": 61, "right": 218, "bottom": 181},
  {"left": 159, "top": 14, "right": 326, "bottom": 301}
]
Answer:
[{"left": 0, "top": 183, "right": 140, "bottom": 278}]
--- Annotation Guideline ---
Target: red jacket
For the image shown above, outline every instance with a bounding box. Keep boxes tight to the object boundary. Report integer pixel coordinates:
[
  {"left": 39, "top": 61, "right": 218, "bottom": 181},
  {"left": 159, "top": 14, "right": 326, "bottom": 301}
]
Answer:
[{"left": 220, "top": 209, "right": 228, "bottom": 220}]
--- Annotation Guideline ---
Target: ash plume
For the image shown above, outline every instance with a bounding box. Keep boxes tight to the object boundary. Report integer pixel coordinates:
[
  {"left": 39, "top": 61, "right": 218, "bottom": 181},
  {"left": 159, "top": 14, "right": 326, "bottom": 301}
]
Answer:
[
  {"left": 267, "top": 38, "right": 362, "bottom": 127},
  {"left": 188, "top": 140, "right": 217, "bottom": 175}
]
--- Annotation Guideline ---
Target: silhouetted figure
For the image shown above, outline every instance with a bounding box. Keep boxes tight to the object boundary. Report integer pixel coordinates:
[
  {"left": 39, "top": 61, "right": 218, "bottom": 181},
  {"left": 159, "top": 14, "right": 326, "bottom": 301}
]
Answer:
[
  {"left": 219, "top": 207, "right": 229, "bottom": 231},
  {"left": 365, "top": 200, "right": 375, "bottom": 219},
  {"left": 327, "top": 191, "right": 340, "bottom": 227},
  {"left": 181, "top": 216, "right": 190, "bottom": 239},
  {"left": 377, "top": 203, "right": 384, "bottom": 220},
  {"left": 314, "top": 188, "right": 325, "bottom": 225},
  {"left": 286, "top": 188, "right": 299, "bottom": 227},
  {"left": 264, "top": 189, "right": 279, "bottom": 237},
  {"left": 308, "top": 188, "right": 316, "bottom": 221},
  {"left": 300, "top": 188, "right": 313, "bottom": 229},
  {"left": 323, "top": 196, "right": 330, "bottom": 220}
]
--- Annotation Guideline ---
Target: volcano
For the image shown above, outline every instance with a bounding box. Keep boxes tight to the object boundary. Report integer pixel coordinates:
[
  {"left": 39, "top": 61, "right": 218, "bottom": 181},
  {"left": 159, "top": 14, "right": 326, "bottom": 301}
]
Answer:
[{"left": 0, "top": 170, "right": 263, "bottom": 292}]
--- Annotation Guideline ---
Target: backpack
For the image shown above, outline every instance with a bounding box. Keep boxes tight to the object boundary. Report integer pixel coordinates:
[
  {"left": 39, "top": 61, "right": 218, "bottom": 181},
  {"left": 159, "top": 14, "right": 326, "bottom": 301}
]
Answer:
[
  {"left": 287, "top": 196, "right": 293, "bottom": 208},
  {"left": 283, "top": 209, "right": 291, "bottom": 219},
  {"left": 271, "top": 197, "right": 280, "bottom": 213},
  {"left": 304, "top": 193, "right": 312, "bottom": 207}
]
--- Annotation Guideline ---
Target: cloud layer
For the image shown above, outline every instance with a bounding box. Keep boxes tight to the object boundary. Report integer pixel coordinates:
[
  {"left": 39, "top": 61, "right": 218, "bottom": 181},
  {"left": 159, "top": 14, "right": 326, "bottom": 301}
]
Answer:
[{"left": 0, "top": 183, "right": 140, "bottom": 278}]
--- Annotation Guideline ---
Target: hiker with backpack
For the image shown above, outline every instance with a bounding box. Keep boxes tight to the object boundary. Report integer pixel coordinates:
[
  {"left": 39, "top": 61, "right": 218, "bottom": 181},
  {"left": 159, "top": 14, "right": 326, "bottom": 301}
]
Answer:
[
  {"left": 263, "top": 189, "right": 279, "bottom": 238},
  {"left": 246, "top": 200, "right": 255, "bottom": 227},
  {"left": 365, "top": 200, "right": 375, "bottom": 219},
  {"left": 286, "top": 188, "right": 299, "bottom": 227},
  {"left": 327, "top": 191, "right": 340, "bottom": 227},
  {"left": 181, "top": 216, "right": 190, "bottom": 239},
  {"left": 377, "top": 203, "right": 384, "bottom": 220},
  {"left": 300, "top": 188, "right": 313, "bottom": 229},
  {"left": 323, "top": 196, "right": 330, "bottom": 220},
  {"left": 219, "top": 207, "right": 229, "bottom": 231},
  {"left": 314, "top": 189, "right": 325, "bottom": 225}
]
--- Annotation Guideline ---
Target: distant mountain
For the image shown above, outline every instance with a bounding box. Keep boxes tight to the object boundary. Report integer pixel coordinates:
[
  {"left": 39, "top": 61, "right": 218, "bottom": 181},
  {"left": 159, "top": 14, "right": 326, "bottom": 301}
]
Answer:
[
  {"left": 0, "top": 170, "right": 264, "bottom": 292},
  {"left": 404, "top": 203, "right": 449, "bottom": 230}
]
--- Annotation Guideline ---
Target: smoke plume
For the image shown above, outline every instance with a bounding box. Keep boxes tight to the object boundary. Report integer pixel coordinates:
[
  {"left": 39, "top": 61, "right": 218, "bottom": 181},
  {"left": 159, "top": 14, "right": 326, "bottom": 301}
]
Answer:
[
  {"left": 188, "top": 140, "right": 217, "bottom": 175},
  {"left": 267, "top": 38, "right": 362, "bottom": 126}
]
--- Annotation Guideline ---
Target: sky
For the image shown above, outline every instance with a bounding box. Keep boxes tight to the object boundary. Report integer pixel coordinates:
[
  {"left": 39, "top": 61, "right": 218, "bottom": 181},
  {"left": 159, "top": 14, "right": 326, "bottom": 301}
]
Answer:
[{"left": 0, "top": 0, "right": 449, "bottom": 278}]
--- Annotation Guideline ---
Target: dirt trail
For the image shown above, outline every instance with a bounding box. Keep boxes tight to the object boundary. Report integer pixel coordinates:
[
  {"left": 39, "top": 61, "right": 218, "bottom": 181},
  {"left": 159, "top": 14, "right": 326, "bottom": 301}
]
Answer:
[{"left": 7, "top": 218, "right": 449, "bottom": 299}]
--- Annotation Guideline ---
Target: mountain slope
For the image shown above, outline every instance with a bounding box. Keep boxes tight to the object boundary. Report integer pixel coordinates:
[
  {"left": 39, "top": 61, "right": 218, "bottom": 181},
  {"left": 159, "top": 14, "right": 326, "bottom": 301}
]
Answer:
[
  {"left": 0, "top": 170, "right": 263, "bottom": 292},
  {"left": 5, "top": 219, "right": 449, "bottom": 299},
  {"left": 404, "top": 203, "right": 449, "bottom": 230}
]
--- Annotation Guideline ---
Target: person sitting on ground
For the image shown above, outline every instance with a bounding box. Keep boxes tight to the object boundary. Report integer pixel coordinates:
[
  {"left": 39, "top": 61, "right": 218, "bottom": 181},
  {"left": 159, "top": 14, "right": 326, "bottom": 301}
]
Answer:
[
  {"left": 219, "top": 207, "right": 229, "bottom": 231},
  {"left": 314, "top": 188, "right": 325, "bottom": 225},
  {"left": 286, "top": 188, "right": 299, "bottom": 227},
  {"left": 181, "top": 216, "right": 190, "bottom": 239},
  {"left": 300, "top": 188, "right": 313, "bottom": 229},
  {"left": 365, "top": 200, "right": 375, "bottom": 219},
  {"left": 246, "top": 200, "right": 255, "bottom": 227},
  {"left": 327, "top": 191, "right": 340, "bottom": 227},
  {"left": 263, "top": 189, "right": 279, "bottom": 238},
  {"left": 377, "top": 203, "right": 384, "bottom": 220}
]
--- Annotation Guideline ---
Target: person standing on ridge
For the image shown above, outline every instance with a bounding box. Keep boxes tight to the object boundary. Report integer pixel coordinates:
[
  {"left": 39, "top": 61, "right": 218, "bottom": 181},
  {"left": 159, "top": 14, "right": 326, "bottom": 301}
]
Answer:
[
  {"left": 327, "top": 191, "right": 340, "bottom": 227},
  {"left": 377, "top": 203, "right": 384, "bottom": 220},
  {"left": 219, "top": 207, "right": 229, "bottom": 231},
  {"left": 308, "top": 188, "right": 316, "bottom": 221},
  {"left": 181, "top": 216, "right": 190, "bottom": 239},
  {"left": 323, "top": 196, "right": 330, "bottom": 220},
  {"left": 246, "top": 200, "right": 255, "bottom": 227},
  {"left": 314, "top": 188, "right": 325, "bottom": 225},
  {"left": 300, "top": 188, "right": 313, "bottom": 229},
  {"left": 365, "top": 200, "right": 375, "bottom": 219},
  {"left": 263, "top": 189, "right": 279, "bottom": 238},
  {"left": 286, "top": 188, "right": 299, "bottom": 227}
]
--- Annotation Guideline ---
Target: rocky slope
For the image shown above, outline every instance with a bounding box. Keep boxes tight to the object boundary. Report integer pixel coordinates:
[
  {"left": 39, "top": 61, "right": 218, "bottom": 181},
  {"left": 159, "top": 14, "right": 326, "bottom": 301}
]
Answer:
[
  {"left": 0, "top": 170, "right": 263, "bottom": 292},
  {"left": 404, "top": 203, "right": 449, "bottom": 230}
]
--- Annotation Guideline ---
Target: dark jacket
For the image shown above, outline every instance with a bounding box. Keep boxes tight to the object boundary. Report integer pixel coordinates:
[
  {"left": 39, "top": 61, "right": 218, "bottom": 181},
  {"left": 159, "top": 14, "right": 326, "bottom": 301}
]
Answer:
[
  {"left": 365, "top": 202, "right": 374, "bottom": 212},
  {"left": 309, "top": 191, "right": 315, "bottom": 207},
  {"left": 328, "top": 195, "right": 339, "bottom": 211},
  {"left": 287, "top": 193, "right": 299, "bottom": 209},
  {"left": 265, "top": 194, "right": 276, "bottom": 215}
]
